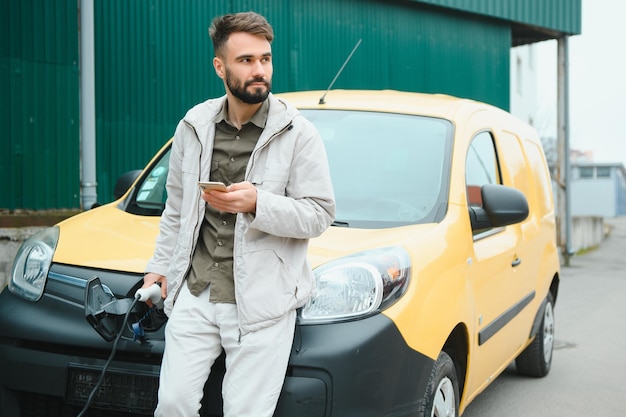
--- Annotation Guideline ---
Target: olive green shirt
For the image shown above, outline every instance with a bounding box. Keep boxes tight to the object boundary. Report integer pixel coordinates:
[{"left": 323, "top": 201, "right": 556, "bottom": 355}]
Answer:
[{"left": 186, "top": 100, "right": 268, "bottom": 302}]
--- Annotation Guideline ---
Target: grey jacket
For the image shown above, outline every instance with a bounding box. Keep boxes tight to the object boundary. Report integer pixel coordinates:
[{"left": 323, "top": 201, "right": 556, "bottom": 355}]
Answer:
[{"left": 145, "top": 93, "right": 335, "bottom": 334}]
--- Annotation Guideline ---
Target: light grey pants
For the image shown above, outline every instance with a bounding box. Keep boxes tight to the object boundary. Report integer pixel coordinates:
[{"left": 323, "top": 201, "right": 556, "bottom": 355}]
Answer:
[{"left": 154, "top": 283, "right": 296, "bottom": 417}]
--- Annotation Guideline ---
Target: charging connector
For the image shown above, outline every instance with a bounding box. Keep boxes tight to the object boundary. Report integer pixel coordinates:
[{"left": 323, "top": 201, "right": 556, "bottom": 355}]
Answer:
[
  {"left": 78, "top": 278, "right": 164, "bottom": 417},
  {"left": 135, "top": 282, "right": 164, "bottom": 309},
  {"left": 77, "top": 294, "right": 139, "bottom": 417}
]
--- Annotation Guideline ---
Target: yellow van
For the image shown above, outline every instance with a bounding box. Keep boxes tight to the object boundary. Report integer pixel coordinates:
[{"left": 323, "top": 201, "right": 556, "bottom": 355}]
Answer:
[{"left": 0, "top": 90, "right": 560, "bottom": 417}]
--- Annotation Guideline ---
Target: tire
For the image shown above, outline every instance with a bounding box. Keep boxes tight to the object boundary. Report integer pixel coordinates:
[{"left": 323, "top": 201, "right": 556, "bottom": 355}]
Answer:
[
  {"left": 515, "top": 292, "right": 555, "bottom": 377},
  {"left": 420, "top": 351, "right": 459, "bottom": 417}
]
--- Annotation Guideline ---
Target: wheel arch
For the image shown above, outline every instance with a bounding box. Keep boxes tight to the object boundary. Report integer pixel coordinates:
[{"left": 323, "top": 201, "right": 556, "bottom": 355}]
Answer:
[
  {"left": 442, "top": 323, "right": 469, "bottom": 407},
  {"left": 529, "top": 273, "right": 559, "bottom": 339},
  {"left": 549, "top": 272, "right": 560, "bottom": 305}
]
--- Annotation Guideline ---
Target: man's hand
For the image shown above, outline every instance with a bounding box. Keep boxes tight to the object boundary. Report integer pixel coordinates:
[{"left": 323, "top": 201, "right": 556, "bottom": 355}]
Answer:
[
  {"left": 202, "top": 181, "right": 257, "bottom": 213},
  {"left": 142, "top": 272, "right": 167, "bottom": 307}
]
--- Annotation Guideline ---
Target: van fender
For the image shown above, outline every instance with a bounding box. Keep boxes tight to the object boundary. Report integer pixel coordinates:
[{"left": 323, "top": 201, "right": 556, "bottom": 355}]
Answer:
[{"left": 528, "top": 296, "right": 547, "bottom": 338}]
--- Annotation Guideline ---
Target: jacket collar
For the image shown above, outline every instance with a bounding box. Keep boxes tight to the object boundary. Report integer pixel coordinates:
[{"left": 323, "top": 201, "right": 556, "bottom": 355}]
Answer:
[
  {"left": 183, "top": 93, "right": 297, "bottom": 142},
  {"left": 212, "top": 98, "right": 269, "bottom": 130}
]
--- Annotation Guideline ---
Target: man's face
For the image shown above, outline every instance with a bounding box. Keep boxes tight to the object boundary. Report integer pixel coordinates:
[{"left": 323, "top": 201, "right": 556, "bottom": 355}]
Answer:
[{"left": 215, "top": 32, "right": 273, "bottom": 104}]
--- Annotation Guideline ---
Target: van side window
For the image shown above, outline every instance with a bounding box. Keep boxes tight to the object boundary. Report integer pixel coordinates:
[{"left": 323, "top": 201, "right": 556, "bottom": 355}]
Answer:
[{"left": 465, "top": 132, "right": 501, "bottom": 208}]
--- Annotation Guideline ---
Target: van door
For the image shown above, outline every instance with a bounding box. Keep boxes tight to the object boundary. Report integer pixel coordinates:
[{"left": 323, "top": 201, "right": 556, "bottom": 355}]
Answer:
[{"left": 465, "top": 131, "right": 532, "bottom": 394}]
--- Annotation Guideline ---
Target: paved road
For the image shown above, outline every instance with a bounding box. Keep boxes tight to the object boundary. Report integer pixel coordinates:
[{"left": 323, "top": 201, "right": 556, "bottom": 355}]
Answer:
[{"left": 463, "top": 217, "right": 626, "bottom": 416}]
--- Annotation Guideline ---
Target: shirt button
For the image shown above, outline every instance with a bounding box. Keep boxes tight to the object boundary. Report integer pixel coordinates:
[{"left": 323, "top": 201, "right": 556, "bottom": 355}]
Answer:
[
  {"left": 230, "top": 157, "right": 235, "bottom": 162},
  {"left": 221, "top": 220, "right": 227, "bottom": 226},
  {"left": 213, "top": 262, "right": 219, "bottom": 267},
  {"left": 235, "top": 135, "right": 240, "bottom": 140},
  {"left": 217, "top": 240, "right": 224, "bottom": 246}
]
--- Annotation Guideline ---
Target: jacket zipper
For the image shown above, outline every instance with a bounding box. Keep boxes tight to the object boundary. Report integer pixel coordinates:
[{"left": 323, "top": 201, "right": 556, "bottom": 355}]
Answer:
[
  {"left": 246, "top": 122, "right": 293, "bottom": 181},
  {"left": 172, "top": 121, "right": 205, "bottom": 305},
  {"left": 234, "top": 121, "right": 293, "bottom": 337}
]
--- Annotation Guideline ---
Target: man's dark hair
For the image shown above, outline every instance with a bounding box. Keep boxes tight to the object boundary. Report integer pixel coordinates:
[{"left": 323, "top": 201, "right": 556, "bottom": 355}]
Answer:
[{"left": 209, "top": 12, "right": 274, "bottom": 58}]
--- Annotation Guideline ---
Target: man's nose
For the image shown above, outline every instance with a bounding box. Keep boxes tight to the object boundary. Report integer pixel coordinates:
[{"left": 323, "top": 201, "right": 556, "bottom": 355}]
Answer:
[{"left": 251, "top": 60, "right": 266, "bottom": 76}]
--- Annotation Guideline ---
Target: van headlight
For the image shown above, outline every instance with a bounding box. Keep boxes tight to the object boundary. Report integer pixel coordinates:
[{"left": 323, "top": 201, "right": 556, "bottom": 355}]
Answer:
[
  {"left": 300, "top": 247, "right": 411, "bottom": 324},
  {"left": 9, "top": 226, "right": 59, "bottom": 301}
]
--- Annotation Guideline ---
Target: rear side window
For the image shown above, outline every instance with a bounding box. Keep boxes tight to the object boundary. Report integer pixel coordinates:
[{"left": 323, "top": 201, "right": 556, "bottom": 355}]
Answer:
[{"left": 520, "top": 139, "right": 554, "bottom": 216}]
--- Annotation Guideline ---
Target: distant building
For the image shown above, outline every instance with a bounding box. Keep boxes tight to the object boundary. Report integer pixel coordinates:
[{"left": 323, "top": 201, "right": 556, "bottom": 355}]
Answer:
[
  {"left": 510, "top": 44, "right": 538, "bottom": 129},
  {"left": 570, "top": 162, "right": 626, "bottom": 217},
  {"left": 570, "top": 149, "right": 594, "bottom": 163}
]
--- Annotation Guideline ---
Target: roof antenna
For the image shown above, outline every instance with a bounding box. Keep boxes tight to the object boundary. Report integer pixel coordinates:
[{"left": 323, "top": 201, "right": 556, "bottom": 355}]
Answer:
[{"left": 319, "top": 39, "right": 362, "bottom": 105}]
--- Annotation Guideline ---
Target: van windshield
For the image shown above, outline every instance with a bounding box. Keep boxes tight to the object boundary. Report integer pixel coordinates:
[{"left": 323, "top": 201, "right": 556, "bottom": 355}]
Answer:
[{"left": 302, "top": 109, "right": 452, "bottom": 227}]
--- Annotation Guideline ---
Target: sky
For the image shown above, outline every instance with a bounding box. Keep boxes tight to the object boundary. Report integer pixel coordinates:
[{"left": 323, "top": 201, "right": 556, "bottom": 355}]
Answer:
[{"left": 535, "top": 0, "right": 626, "bottom": 166}]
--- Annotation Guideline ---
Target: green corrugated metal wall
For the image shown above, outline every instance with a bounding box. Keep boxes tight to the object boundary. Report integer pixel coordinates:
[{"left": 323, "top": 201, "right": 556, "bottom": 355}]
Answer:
[
  {"left": 1, "top": 0, "right": 580, "bottom": 209},
  {"left": 1, "top": 0, "right": 80, "bottom": 210},
  {"left": 416, "top": 0, "right": 581, "bottom": 34},
  {"left": 95, "top": 0, "right": 511, "bottom": 202}
]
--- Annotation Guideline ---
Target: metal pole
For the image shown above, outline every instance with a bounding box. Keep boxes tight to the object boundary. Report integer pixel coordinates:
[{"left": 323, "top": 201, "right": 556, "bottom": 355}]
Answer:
[
  {"left": 79, "top": 0, "right": 98, "bottom": 209},
  {"left": 557, "top": 36, "right": 572, "bottom": 265}
]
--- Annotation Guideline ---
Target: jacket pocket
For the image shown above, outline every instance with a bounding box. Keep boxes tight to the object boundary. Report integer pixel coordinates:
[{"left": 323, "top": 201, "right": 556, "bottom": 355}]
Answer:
[
  {"left": 237, "top": 248, "right": 297, "bottom": 325},
  {"left": 250, "top": 167, "right": 289, "bottom": 195}
]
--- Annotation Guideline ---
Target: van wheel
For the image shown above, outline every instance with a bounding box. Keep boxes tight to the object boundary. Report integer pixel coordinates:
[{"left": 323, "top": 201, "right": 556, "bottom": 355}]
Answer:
[
  {"left": 515, "top": 292, "right": 555, "bottom": 377},
  {"left": 421, "top": 351, "right": 459, "bottom": 417}
]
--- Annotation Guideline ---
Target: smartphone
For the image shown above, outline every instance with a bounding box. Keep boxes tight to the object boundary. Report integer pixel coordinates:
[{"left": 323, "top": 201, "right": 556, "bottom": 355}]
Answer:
[{"left": 198, "top": 181, "right": 228, "bottom": 193}]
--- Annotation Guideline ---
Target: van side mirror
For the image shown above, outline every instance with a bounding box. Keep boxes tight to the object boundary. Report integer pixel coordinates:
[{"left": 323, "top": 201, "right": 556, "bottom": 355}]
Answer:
[
  {"left": 113, "top": 170, "right": 143, "bottom": 200},
  {"left": 469, "top": 184, "right": 529, "bottom": 230}
]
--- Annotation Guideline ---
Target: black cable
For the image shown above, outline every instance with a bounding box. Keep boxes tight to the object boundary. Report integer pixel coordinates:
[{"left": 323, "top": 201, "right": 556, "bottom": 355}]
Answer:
[{"left": 76, "top": 295, "right": 140, "bottom": 417}]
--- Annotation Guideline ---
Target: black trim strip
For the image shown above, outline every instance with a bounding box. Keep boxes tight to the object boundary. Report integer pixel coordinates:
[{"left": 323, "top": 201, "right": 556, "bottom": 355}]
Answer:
[{"left": 478, "top": 291, "right": 535, "bottom": 345}]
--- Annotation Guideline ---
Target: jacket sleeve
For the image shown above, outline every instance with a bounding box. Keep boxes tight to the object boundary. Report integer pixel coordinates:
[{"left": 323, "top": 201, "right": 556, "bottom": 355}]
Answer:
[
  {"left": 144, "top": 121, "right": 186, "bottom": 276},
  {"left": 251, "top": 117, "right": 336, "bottom": 239}
]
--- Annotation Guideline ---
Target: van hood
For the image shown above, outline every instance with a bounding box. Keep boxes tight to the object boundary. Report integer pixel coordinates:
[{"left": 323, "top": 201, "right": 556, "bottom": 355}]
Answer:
[
  {"left": 308, "top": 223, "right": 438, "bottom": 267},
  {"left": 53, "top": 204, "right": 160, "bottom": 273},
  {"left": 53, "top": 204, "right": 437, "bottom": 273}
]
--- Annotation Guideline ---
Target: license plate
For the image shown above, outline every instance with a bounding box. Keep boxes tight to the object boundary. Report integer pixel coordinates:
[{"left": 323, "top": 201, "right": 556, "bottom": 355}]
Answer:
[{"left": 66, "top": 365, "right": 159, "bottom": 414}]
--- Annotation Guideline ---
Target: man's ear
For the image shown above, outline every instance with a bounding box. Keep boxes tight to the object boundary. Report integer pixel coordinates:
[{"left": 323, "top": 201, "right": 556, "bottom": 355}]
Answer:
[{"left": 213, "top": 56, "right": 225, "bottom": 79}]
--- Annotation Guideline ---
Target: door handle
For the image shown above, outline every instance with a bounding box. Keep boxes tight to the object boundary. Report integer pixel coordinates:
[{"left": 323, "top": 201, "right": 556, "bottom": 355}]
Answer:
[{"left": 511, "top": 258, "right": 521, "bottom": 267}]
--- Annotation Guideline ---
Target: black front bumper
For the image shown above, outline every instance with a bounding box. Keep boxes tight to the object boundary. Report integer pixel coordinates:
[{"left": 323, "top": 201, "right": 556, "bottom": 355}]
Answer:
[
  {"left": 0, "top": 267, "right": 434, "bottom": 417},
  {"left": 279, "top": 315, "right": 434, "bottom": 417}
]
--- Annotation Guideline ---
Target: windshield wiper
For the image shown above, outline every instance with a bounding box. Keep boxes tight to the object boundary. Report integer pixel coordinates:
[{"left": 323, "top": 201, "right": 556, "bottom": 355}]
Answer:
[{"left": 331, "top": 220, "right": 350, "bottom": 227}]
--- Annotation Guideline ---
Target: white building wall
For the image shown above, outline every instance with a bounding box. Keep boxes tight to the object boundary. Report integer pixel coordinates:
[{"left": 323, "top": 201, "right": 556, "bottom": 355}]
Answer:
[
  {"left": 571, "top": 178, "right": 616, "bottom": 217},
  {"left": 509, "top": 44, "right": 538, "bottom": 128}
]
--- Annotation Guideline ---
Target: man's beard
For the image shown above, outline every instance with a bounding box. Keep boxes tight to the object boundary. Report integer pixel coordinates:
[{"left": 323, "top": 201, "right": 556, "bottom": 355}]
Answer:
[{"left": 225, "top": 69, "right": 271, "bottom": 104}]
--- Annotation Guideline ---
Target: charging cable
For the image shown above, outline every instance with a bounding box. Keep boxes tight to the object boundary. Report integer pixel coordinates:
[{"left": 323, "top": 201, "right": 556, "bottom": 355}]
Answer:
[{"left": 76, "top": 283, "right": 162, "bottom": 417}]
